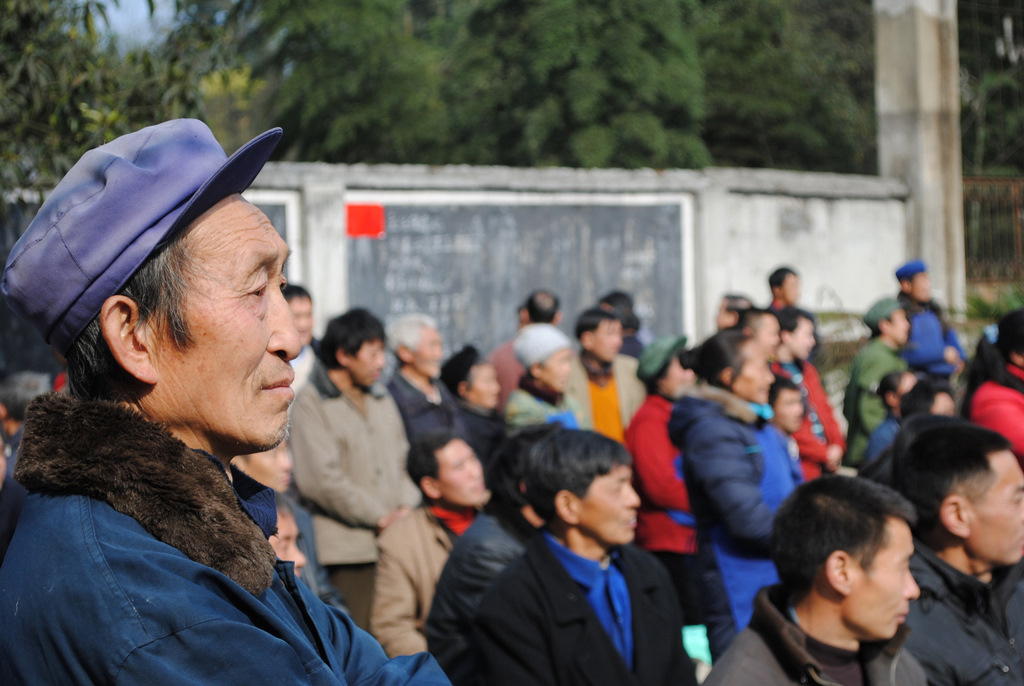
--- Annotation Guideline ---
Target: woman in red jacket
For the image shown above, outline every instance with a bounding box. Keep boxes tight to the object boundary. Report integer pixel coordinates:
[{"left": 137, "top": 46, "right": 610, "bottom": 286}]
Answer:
[
  {"left": 964, "top": 308, "right": 1024, "bottom": 466},
  {"left": 624, "top": 336, "right": 703, "bottom": 627}
]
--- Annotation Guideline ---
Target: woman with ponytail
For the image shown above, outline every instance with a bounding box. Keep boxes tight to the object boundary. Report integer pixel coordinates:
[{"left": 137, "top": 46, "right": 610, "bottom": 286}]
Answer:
[
  {"left": 668, "top": 329, "right": 803, "bottom": 661},
  {"left": 964, "top": 308, "right": 1024, "bottom": 464}
]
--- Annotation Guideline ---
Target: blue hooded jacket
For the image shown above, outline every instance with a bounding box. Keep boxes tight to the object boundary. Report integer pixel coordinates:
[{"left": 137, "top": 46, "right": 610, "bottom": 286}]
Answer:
[
  {"left": 0, "top": 393, "right": 449, "bottom": 686},
  {"left": 668, "top": 386, "right": 800, "bottom": 660}
]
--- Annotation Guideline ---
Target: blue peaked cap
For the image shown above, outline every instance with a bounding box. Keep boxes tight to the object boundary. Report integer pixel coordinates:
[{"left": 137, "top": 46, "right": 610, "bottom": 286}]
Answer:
[{"left": 2, "top": 119, "right": 282, "bottom": 354}]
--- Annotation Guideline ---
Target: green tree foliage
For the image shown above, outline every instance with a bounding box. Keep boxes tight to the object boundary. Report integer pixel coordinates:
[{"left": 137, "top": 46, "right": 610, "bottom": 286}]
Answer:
[
  {"left": 0, "top": 0, "right": 217, "bottom": 198},
  {"left": 695, "top": 0, "right": 876, "bottom": 173},
  {"left": 232, "top": 0, "right": 449, "bottom": 164},
  {"left": 443, "top": 0, "right": 709, "bottom": 169},
  {"left": 960, "top": 1, "right": 1024, "bottom": 175}
]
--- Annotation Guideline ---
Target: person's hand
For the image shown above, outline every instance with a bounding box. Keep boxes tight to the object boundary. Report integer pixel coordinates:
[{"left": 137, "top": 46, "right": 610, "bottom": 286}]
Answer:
[
  {"left": 824, "top": 444, "right": 844, "bottom": 472},
  {"left": 376, "top": 506, "right": 412, "bottom": 533},
  {"left": 943, "top": 345, "right": 961, "bottom": 365}
]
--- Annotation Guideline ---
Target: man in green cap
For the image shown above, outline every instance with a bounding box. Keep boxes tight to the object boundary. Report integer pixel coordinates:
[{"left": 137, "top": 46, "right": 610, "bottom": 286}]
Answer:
[{"left": 843, "top": 298, "right": 911, "bottom": 467}]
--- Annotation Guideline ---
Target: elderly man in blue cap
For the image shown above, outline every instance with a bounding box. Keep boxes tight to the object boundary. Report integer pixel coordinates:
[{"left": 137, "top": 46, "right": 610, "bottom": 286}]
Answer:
[
  {"left": 895, "top": 259, "right": 964, "bottom": 379},
  {"left": 0, "top": 120, "right": 449, "bottom": 685}
]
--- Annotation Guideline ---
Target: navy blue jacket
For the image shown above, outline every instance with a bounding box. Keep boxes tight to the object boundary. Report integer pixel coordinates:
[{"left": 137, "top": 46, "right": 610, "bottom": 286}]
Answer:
[
  {"left": 0, "top": 394, "right": 449, "bottom": 686},
  {"left": 668, "top": 386, "right": 799, "bottom": 660}
]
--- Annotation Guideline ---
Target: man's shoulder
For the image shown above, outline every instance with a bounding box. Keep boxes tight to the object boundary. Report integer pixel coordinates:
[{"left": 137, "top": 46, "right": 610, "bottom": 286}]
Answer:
[
  {"left": 379, "top": 507, "right": 441, "bottom": 549},
  {"left": 619, "top": 542, "right": 671, "bottom": 582},
  {"left": 612, "top": 354, "right": 639, "bottom": 375},
  {"left": 489, "top": 338, "right": 517, "bottom": 363},
  {"left": 855, "top": 340, "right": 905, "bottom": 378},
  {"left": 703, "top": 627, "right": 785, "bottom": 685}
]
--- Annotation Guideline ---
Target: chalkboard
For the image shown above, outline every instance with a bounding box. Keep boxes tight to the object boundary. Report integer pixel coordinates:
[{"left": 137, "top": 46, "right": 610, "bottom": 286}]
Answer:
[{"left": 346, "top": 202, "right": 687, "bottom": 356}]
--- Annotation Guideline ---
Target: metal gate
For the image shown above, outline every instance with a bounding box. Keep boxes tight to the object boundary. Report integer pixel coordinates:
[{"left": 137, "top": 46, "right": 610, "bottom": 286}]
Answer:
[{"left": 963, "top": 177, "right": 1024, "bottom": 281}]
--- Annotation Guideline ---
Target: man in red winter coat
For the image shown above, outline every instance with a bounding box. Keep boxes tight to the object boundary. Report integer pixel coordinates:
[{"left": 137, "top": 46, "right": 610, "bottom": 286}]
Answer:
[
  {"left": 771, "top": 308, "right": 845, "bottom": 480},
  {"left": 625, "top": 335, "right": 703, "bottom": 626}
]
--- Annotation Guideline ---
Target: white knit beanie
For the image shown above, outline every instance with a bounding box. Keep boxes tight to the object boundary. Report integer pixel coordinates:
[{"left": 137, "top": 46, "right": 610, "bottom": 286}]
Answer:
[{"left": 514, "top": 323, "right": 573, "bottom": 368}]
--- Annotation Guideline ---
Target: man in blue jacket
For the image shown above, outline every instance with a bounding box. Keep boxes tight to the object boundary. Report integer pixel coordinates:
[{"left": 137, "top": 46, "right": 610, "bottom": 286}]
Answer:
[
  {"left": 895, "top": 259, "right": 964, "bottom": 379},
  {"left": 0, "top": 120, "right": 449, "bottom": 685}
]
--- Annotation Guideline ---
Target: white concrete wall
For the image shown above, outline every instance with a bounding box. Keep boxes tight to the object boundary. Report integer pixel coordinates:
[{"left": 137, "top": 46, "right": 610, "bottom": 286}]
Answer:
[{"left": 249, "top": 162, "right": 909, "bottom": 343}]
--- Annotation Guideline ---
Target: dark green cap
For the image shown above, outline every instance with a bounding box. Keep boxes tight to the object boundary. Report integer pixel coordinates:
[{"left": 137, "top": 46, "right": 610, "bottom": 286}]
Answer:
[
  {"left": 864, "top": 297, "right": 903, "bottom": 329},
  {"left": 637, "top": 335, "right": 688, "bottom": 382}
]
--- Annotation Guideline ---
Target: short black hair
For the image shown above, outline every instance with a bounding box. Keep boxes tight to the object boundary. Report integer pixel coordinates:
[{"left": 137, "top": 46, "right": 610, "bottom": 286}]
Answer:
[
  {"left": 769, "top": 266, "right": 798, "bottom": 290},
  {"left": 899, "top": 376, "right": 953, "bottom": 420},
  {"left": 598, "top": 291, "right": 640, "bottom": 331},
  {"left": 768, "top": 375, "right": 800, "bottom": 408},
  {"left": 523, "top": 290, "right": 560, "bottom": 324},
  {"left": 282, "top": 284, "right": 312, "bottom": 303},
  {"left": 722, "top": 293, "right": 753, "bottom": 314},
  {"left": 318, "top": 308, "right": 386, "bottom": 370},
  {"left": 574, "top": 307, "right": 620, "bottom": 340},
  {"left": 694, "top": 328, "right": 752, "bottom": 389},
  {"left": 772, "top": 476, "right": 916, "bottom": 594},
  {"left": 876, "top": 370, "right": 911, "bottom": 401},
  {"left": 525, "top": 429, "right": 632, "bottom": 522},
  {"left": 737, "top": 307, "right": 778, "bottom": 332},
  {"left": 407, "top": 430, "right": 460, "bottom": 490},
  {"left": 895, "top": 423, "right": 1011, "bottom": 537},
  {"left": 776, "top": 306, "right": 814, "bottom": 334},
  {"left": 486, "top": 424, "right": 561, "bottom": 509},
  {"left": 440, "top": 345, "right": 483, "bottom": 398}
]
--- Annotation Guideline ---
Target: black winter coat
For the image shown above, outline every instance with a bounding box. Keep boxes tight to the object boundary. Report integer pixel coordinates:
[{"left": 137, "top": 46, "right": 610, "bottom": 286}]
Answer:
[
  {"left": 473, "top": 533, "right": 697, "bottom": 686},
  {"left": 905, "top": 542, "right": 1024, "bottom": 685}
]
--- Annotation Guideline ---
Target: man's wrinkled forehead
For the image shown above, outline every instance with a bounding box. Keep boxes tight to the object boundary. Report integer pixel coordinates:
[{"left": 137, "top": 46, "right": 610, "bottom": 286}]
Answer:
[{"left": 186, "top": 198, "right": 289, "bottom": 281}]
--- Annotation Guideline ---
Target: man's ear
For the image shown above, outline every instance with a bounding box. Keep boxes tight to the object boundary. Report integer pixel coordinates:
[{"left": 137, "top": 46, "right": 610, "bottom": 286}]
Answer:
[
  {"left": 579, "top": 330, "right": 594, "bottom": 352},
  {"left": 457, "top": 380, "right": 470, "bottom": 399},
  {"left": 420, "top": 476, "right": 442, "bottom": 502},
  {"left": 823, "top": 550, "right": 856, "bottom": 598},
  {"left": 99, "top": 295, "right": 158, "bottom": 385},
  {"left": 396, "top": 345, "right": 415, "bottom": 366},
  {"left": 938, "top": 493, "right": 972, "bottom": 539},
  {"left": 553, "top": 489, "right": 581, "bottom": 526},
  {"left": 719, "top": 366, "right": 735, "bottom": 388}
]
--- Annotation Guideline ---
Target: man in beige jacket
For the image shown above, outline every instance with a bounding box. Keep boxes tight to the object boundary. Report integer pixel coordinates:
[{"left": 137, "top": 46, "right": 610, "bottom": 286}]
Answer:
[
  {"left": 290, "top": 308, "right": 422, "bottom": 630},
  {"left": 564, "top": 307, "right": 645, "bottom": 443},
  {"left": 371, "top": 431, "right": 489, "bottom": 657}
]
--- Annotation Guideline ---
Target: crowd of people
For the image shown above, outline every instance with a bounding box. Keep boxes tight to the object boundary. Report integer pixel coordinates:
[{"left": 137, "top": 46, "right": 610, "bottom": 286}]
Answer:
[{"left": 2, "top": 120, "right": 1024, "bottom": 686}]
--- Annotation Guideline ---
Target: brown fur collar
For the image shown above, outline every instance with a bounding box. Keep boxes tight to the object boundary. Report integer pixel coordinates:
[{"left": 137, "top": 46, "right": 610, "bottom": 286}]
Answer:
[
  {"left": 14, "top": 393, "right": 276, "bottom": 596},
  {"left": 683, "top": 383, "right": 758, "bottom": 424}
]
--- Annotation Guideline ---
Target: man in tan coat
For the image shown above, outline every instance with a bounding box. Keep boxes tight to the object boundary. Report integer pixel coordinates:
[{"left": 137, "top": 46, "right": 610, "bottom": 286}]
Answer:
[
  {"left": 290, "top": 308, "right": 422, "bottom": 630},
  {"left": 371, "top": 431, "right": 489, "bottom": 657},
  {"left": 564, "top": 308, "right": 645, "bottom": 443}
]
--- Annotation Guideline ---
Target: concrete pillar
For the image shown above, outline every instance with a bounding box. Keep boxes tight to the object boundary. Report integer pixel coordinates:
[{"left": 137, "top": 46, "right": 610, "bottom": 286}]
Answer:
[{"left": 875, "top": 0, "right": 966, "bottom": 311}]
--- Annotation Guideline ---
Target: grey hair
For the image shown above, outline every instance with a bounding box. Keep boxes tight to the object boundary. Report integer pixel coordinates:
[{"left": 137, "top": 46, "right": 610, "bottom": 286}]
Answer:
[
  {"left": 0, "top": 371, "right": 52, "bottom": 420},
  {"left": 386, "top": 313, "right": 438, "bottom": 354},
  {"left": 66, "top": 229, "right": 196, "bottom": 402}
]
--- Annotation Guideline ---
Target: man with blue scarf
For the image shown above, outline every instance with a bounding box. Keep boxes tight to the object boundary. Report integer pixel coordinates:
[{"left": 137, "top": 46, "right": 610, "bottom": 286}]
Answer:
[{"left": 474, "top": 428, "right": 696, "bottom": 686}]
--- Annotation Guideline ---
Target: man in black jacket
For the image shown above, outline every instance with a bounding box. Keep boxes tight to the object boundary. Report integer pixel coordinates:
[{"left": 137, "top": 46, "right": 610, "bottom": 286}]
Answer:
[
  {"left": 896, "top": 423, "right": 1024, "bottom": 685},
  {"left": 473, "top": 429, "right": 696, "bottom": 686}
]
